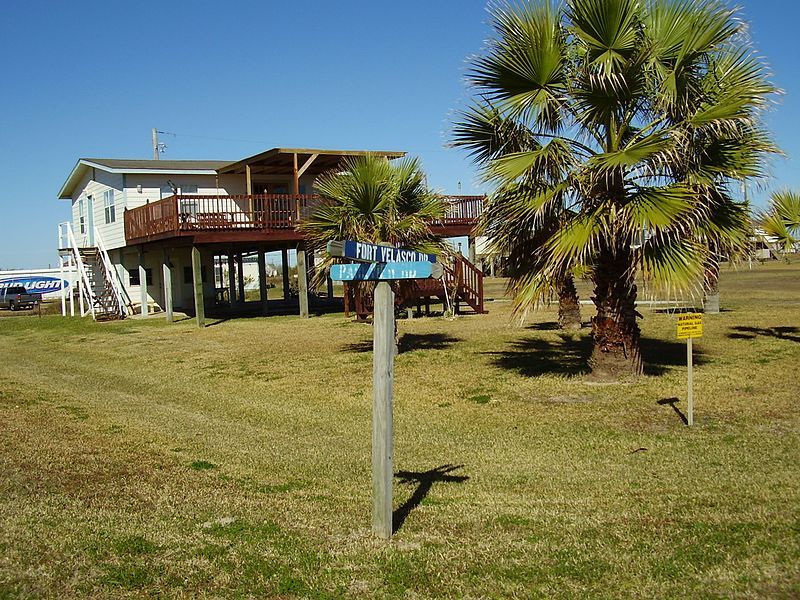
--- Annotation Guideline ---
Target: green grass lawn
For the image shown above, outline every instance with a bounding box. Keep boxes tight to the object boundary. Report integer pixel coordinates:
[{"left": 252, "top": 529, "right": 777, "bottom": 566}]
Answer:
[{"left": 0, "top": 262, "right": 798, "bottom": 598}]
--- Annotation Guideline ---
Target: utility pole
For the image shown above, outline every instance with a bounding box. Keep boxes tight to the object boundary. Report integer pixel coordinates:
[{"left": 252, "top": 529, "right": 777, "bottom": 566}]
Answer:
[{"left": 152, "top": 128, "right": 159, "bottom": 160}]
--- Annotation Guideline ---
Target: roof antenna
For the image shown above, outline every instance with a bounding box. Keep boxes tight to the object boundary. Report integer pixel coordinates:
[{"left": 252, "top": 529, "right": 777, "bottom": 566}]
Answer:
[{"left": 152, "top": 128, "right": 167, "bottom": 159}]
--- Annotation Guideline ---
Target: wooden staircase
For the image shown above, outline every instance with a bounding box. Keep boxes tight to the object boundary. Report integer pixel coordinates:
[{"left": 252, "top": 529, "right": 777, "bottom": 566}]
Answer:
[
  {"left": 349, "top": 253, "right": 486, "bottom": 318},
  {"left": 408, "top": 253, "right": 486, "bottom": 315},
  {"left": 78, "top": 248, "right": 126, "bottom": 320}
]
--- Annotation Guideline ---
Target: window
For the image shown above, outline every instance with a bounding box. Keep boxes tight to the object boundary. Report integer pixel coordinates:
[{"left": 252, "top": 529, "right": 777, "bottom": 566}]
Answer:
[
  {"left": 103, "top": 189, "right": 116, "bottom": 224},
  {"left": 129, "top": 268, "right": 153, "bottom": 286},
  {"left": 78, "top": 199, "right": 85, "bottom": 234}
]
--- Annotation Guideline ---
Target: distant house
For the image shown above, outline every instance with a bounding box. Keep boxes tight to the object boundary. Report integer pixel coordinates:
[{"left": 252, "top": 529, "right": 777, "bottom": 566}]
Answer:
[{"left": 56, "top": 148, "right": 484, "bottom": 322}]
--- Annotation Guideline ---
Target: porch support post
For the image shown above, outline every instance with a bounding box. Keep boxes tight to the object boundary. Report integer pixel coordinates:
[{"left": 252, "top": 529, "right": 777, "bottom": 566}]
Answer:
[
  {"left": 69, "top": 255, "right": 75, "bottom": 316},
  {"left": 282, "top": 248, "right": 290, "bottom": 301},
  {"left": 258, "top": 246, "right": 268, "bottom": 315},
  {"left": 139, "top": 247, "right": 148, "bottom": 316},
  {"left": 162, "top": 247, "right": 173, "bottom": 323},
  {"left": 236, "top": 253, "right": 245, "bottom": 304},
  {"left": 297, "top": 244, "right": 309, "bottom": 318},
  {"left": 468, "top": 236, "right": 477, "bottom": 264},
  {"left": 227, "top": 252, "right": 236, "bottom": 305},
  {"left": 191, "top": 246, "right": 205, "bottom": 328},
  {"left": 292, "top": 153, "right": 300, "bottom": 195},
  {"left": 116, "top": 249, "right": 127, "bottom": 308},
  {"left": 59, "top": 256, "right": 66, "bottom": 317},
  {"left": 292, "top": 153, "right": 301, "bottom": 224},
  {"left": 245, "top": 164, "right": 253, "bottom": 195}
]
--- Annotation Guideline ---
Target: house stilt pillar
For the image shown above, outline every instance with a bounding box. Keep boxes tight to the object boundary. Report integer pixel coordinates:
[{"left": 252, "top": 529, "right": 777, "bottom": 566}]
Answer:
[
  {"left": 162, "top": 247, "right": 173, "bottom": 323},
  {"left": 258, "top": 246, "right": 268, "bottom": 315},
  {"left": 297, "top": 244, "right": 309, "bottom": 318},
  {"left": 139, "top": 247, "right": 148, "bottom": 316},
  {"left": 191, "top": 246, "right": 205, "bottom": 328},
  {"left": 307, "top": 250, "right": 316, "bottom": 297},
  {"left": 236, "top": 253, "right": 245, "bottom": 304},
  {"left": 227, "top": 252, "right": 236, "bottom": 305},
  {"left": 281, "top": 248, "right": 290, "bottom": 301}
]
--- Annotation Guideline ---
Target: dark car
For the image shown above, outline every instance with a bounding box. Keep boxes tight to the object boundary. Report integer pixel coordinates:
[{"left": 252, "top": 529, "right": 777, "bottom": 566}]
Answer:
[{"left": 0, "top": 286, "right": 42, "bottom": 310}]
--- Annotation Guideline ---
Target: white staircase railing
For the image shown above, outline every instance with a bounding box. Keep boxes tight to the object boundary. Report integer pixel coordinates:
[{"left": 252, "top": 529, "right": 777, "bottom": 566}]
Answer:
[
  {"left": 95, "top": 227, "right": 130, "bottom": 317},
  {"left": 58, "top": 222, "right": 96, "bottom": 319}
]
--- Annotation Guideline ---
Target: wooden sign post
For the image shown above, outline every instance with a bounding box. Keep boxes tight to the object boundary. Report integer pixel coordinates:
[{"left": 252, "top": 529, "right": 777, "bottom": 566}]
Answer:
[
  {"left": 677, "top": 313, "right": 704, "bottom": 426},
  {"left": 328, "top": 240, "right": 441, "bottom": 539},
  {"left": 371, "top": 281, "right": 394, "bottom": 538}
]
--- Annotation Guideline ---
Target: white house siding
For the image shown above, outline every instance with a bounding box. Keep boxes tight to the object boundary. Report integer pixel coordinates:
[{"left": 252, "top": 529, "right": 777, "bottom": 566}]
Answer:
[
  {"left": 120, "top": 173, "right": 241, "bottom": 211},
  {"left": 71, "top": 169, "right": 321, "bottom": 251},
  {"left": 69, "top": 170, "right": 124, "bottom": 248}
]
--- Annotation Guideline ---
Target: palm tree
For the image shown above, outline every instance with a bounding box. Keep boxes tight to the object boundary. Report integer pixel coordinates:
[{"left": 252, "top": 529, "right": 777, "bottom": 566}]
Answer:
[
  {"left": 453, "top": 0, "right": 777, "bottom": 379},
  {"left": 759, "top": 190, "right": 800, "bottom": 258},
  {"left": 453, "top": 104, "right": 583, "bottom": 330},
  {"left": 300, "top": 155, "right": 447, "bottom": 314}
]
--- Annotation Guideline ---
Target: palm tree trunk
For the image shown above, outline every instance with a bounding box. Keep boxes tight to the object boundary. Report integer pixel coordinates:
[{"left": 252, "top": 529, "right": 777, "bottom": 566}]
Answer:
[
  {"left": 588, "top": 245, "right": 642, "bottom": 380},
  {"left": 703, "top": 258, "right": 720, "bottom": 314},
  {"left": 558, "top": 273, "right": 582, "bottom": 331}
]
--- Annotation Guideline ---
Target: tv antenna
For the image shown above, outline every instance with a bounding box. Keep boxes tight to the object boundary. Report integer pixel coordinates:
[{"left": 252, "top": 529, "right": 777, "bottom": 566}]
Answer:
[{"left": 152, "top": 128, "right": 169, "bottom": 159}]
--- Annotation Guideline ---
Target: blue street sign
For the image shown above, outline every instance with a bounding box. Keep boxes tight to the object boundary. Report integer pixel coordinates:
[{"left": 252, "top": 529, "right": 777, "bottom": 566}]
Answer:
[
  {"left": 327, "top": 240, "right": 437, "bottom": 264},
  {"left": 330, "top": 261, "right": 442, "bottom": 281}
]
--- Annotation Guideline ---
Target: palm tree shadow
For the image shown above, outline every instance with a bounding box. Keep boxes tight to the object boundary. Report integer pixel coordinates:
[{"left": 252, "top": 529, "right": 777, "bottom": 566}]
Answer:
[
  {"left": 341, "top": 333, "right": 461, "bottom": 354},
  {"left": 398, "top": 333, "right": 462, "bottom": 353},
  {"left": 393, "top": 464, "right": 469, "bottom": 533},
  {"left": 486, "top": 334, "right": 706, "bottom": 377},
  {"left": 526, "top": 321, "right": 561, "bottom": 331},
  {"left": 728, "top": 326, "right": 800, "bottom": 343},
  {"left": 641, "top": 338, "right": 707, "bottom": 375},
  {"left": 485, "top": 333, "right": 591, "bottom": 377}
]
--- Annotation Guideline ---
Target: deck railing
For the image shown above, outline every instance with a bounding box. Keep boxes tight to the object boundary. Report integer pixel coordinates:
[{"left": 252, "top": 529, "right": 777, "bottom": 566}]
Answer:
[
  {"left": 434, "top": 195, "right": 485, "bottom": 227},
  {"left": 124, "top": 194, "right": 484, "bottom": 242}
]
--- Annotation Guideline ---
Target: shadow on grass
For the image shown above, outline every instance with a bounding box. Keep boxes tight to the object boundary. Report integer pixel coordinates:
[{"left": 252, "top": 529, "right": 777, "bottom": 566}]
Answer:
[
  {"left": 341, "top": 333, "right": 462, "bottom": 354},
  {"left": 486, "top": 334, "right": 591, "bottom": 377},
  {"left": 727, "top": 325, "right": 800, "bottom": 343},
  {"left": 393, "top": 464, "right": 469, "bottom": 533},
  {"left": 657, "top": 397, "right": 689, "bottom": 425},
  {"left": 526, "top": 321, "right": 561, "bottom": 331},
  {"left": 486, "top": 334, "right": 705, "bottom": 377}
]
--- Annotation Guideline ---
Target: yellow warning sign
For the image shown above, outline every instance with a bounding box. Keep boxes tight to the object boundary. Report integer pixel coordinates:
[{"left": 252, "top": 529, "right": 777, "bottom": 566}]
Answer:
[{"left": 677, "top": 313, "right": 703, "bottom": 339}]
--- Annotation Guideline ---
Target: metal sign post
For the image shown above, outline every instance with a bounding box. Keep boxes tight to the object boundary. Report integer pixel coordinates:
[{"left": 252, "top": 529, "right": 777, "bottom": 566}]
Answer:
[{"left": 677, "top": 313, "right": 704, "bottom": 426}]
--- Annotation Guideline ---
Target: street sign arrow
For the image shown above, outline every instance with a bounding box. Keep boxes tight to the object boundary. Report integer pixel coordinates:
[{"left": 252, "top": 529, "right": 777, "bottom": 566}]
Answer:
[
  {"left": 330, "top": 261, "right": 443, "bottom": 281},
  {"left": 327, "top": 240, "right": 437, "bottom": 264}
]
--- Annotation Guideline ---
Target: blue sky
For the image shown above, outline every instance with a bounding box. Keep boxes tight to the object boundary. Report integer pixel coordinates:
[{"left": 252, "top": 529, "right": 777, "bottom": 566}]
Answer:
[{"left": 1, "top": 0, "right": 799, "bottom": 268}]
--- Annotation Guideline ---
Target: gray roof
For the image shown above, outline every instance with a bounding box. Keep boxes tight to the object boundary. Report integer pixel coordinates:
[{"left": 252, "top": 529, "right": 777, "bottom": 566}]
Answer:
[
  {"left": 58, "top": 158, "right": 234, "bottom": 198},
  {"left": 58, "top": 148, "right": 406, "bottom": 198},
  {"left": 82, "top": 158, "right": 233, "bottom": 171}
]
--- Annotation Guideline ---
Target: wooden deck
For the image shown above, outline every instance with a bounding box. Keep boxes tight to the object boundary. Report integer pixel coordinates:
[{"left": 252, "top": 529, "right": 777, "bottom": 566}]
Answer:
[{"left": 123, "top": 194, "right": 484, "bottom": 245}]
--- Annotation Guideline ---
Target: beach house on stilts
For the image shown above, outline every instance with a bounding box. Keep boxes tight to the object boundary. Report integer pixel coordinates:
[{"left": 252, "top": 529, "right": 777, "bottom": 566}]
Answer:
[{"left": 56, "top": 147, "right": 486, "bottom": 324}]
